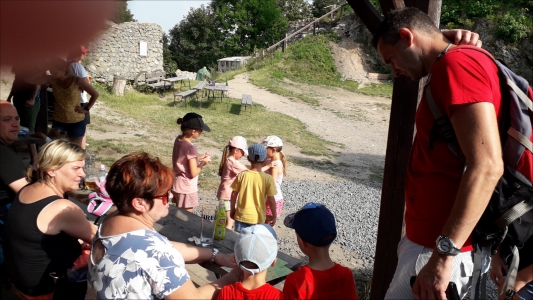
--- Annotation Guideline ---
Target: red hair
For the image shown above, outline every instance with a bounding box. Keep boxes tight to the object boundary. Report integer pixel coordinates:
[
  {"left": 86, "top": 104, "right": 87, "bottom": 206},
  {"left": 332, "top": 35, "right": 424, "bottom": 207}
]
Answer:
[{"left": 105, "top": 152, "right": 173, "bottom": 212}]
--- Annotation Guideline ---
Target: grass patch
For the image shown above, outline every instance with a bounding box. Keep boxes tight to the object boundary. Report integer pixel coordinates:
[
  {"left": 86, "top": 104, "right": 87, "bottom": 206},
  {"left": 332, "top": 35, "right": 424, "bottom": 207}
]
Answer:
[
  {"left": 249, "top": 35, "right": 393, "bottom": 99},
  {"left": 369, "top": 164, "right": 384, "bottom": 183},
  {"left": 89, "top": 85, "right": 335, "bottom": 189}
]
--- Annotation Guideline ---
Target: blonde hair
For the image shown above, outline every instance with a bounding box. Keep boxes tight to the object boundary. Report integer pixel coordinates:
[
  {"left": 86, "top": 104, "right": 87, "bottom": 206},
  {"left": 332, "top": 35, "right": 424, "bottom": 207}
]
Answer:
[
  {"left": 218, "top": 145, "right": 236, "bottom": 176},
  {"left": 27, "top": 140, "right": 86, "bottom": 183},
  {"left": 270, "top": 146, "right": 287, "bottom": 176}
]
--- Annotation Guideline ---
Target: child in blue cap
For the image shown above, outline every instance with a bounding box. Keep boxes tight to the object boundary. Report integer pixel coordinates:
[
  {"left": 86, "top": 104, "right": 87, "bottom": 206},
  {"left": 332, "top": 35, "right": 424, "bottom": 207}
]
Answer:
[
  {"left": 283, "top": 203, "right": 359, "bottom": 300},
  {"left": 230, "top": 144, "right": 277, "bottom": 232}
]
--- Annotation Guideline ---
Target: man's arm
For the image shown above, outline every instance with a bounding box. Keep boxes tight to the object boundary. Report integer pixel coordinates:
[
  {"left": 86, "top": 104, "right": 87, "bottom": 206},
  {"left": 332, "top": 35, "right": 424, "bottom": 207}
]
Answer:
[{"left": 413, "top": 102, "right": 504, "bottom": 300}]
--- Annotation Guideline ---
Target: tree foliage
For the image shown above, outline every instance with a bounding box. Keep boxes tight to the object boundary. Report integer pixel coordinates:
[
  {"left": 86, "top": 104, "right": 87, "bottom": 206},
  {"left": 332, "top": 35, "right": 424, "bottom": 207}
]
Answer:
[
  {"left": 211, "top": 0, "right": 288, "bottom": 56},
  {"left": 112, "top": 1, "right": 136, "bottom": 24},
  {"left": 162, "top": 33, "right": 177, "bottom": 74},
  {"left": 168, "top": 5, "right": 223, "bottom": 72},
  {"left": 311, "top": 0, "right": 343, "bottom": 18},
  {"left": 277, "top": 0, "right": 312, "bottom": 22}
]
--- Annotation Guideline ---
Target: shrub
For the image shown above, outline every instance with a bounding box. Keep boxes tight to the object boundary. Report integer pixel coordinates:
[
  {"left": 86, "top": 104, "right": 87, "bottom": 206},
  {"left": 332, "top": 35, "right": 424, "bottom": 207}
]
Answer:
[{"left": 495, "top": 10, "right": 530, "bottom": 43}]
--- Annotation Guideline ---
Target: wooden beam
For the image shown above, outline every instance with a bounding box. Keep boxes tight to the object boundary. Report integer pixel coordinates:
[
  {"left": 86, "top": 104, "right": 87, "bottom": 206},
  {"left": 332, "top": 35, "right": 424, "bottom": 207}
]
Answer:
[
  {"left": 347, "top": 0, "right": 442, "bottom": 299},
  {"left": 345, "top": 0, "right": 381, "bottom": 35}
]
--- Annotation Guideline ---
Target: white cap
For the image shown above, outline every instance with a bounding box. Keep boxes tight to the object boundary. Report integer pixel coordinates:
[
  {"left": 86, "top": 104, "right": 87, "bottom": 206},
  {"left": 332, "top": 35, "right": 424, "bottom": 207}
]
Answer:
[
  {"left": 262, "top": 135, "right": 283, "bottom": 148},
  {"left": 234, "top": 224, "right": 278, "bottom": 275},
  {"left": 229, "top": 136, "right": 248, "bottom": 155}
]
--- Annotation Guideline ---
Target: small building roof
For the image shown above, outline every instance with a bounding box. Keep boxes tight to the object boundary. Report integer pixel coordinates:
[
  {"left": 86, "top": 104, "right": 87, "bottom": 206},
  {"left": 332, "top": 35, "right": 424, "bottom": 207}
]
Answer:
[{"left": 217, "top": 56, "right": 251, "bottom": 62}]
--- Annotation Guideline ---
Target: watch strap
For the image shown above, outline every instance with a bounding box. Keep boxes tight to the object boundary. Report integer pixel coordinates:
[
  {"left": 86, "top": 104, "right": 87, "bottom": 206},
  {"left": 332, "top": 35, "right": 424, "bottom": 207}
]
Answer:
[{"left": 210, "top": 248, "right": 219, "bottom": 264}]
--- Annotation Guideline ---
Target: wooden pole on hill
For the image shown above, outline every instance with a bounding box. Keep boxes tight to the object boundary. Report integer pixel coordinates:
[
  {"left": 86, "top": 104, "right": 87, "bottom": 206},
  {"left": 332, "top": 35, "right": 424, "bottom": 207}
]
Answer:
[{"left": 345, "top": 1, "right": 442, "bottom": 299}]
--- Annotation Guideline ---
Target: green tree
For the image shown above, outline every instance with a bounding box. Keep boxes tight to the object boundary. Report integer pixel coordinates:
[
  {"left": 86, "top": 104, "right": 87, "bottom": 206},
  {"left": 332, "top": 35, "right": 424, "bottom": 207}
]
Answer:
[
  {"left": 311, "top": 0, "right": 343, "bottom": 18},
  {"left": 168, "top": 5, "right": 223, "bottom": 72},
  {"left": 211, "top": 0, "right": 288, "bottom": 55},
  {"left": 277, "top": 0, "right": 312, "bottom": 21},
  {"left": 162, "top": 33, "right": 177, "bottom": 74},
  {"left": 112, "top": 1, "right": 136, "bottom": 24}
]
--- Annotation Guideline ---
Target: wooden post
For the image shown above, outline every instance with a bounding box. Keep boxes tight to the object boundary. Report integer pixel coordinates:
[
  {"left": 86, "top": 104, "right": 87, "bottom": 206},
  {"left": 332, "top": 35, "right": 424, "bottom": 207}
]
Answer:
[
  {"left": 345, "top": 0, "right": 441, "bottom": 299},
  {"left": 313, "top": 22, "right": 316, "bottom": 35},
  {"left": 111, "top": 76, "right": 127, "bottom": 96}
]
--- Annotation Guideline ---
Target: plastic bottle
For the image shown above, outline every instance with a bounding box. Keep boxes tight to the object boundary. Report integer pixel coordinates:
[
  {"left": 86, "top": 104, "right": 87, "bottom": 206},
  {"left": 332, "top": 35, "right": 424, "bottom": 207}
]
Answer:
[
  {"left": 98, "top": 164, "right": 107, "bottom": 184},
  {"left": 213, "top": 200, "right": 227, "bottom": 240}
]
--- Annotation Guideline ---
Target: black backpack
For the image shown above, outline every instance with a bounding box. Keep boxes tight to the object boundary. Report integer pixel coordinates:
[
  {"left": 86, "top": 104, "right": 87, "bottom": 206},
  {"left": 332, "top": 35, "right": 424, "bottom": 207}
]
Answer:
[{"left": 425, "top": 45, "right": 533, "bottom": 299}]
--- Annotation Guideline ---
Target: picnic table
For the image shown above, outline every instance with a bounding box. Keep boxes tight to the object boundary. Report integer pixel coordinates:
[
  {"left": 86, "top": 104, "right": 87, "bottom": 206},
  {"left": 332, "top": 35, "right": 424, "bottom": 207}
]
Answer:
[
  {"left": 154, "top": 206, "right": 304, "bottom": 284},
  {"left": 163, "top": 76, "right": 191, "bottom": 90},
  {"left": 67, "top": 193, "right": 303, "bottom": 284},
  {"left": 205, "top": 85, "right": 230, "bottom": 108}
]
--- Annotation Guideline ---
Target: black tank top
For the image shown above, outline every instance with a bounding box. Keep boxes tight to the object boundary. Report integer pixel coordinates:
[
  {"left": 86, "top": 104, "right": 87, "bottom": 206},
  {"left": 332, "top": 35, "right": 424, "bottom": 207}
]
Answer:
[{"left": 3, "top": 191, "right": 81, "bottom": 296}]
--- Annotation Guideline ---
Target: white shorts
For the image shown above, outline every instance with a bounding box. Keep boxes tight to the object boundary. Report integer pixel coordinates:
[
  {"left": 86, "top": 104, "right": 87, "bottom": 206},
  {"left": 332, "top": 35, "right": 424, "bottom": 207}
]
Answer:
[{"left": 385, "top": 236, "right": 490, "bottom": 299}]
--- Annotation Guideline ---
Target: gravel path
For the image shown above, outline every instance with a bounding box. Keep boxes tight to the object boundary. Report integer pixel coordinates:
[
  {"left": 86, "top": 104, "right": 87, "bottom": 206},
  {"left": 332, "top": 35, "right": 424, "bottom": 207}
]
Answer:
[{"left": 278, "top": 180, "right": 382, "bottom": 275}]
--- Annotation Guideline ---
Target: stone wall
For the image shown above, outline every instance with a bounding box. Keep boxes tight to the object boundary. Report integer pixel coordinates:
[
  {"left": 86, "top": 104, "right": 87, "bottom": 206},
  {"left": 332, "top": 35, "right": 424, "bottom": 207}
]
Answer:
[{"left": 85, "top": 21, "right": 164, "bottom": 83}]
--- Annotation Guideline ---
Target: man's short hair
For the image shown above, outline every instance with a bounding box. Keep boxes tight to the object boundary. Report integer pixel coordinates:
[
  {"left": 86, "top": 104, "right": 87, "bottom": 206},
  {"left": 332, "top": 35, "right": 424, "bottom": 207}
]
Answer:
[{"left": 372, "top": 7, "right": 441, "bottom": 48}]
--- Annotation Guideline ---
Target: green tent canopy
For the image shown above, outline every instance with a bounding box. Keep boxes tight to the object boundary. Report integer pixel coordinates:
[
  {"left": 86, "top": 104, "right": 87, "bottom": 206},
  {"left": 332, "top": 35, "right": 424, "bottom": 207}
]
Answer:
[{"left": 195, "top": 67, "right": 211, "bottom": 80}]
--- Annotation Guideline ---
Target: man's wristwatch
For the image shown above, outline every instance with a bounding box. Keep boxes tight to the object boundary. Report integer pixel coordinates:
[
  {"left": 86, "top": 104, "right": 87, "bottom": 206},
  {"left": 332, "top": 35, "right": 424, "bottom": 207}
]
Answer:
[
  {"left": 436, "top": 235, "right": 460, "bottom": 256},
  {"left": 210, "top": 248, "right": 219, "bottom": 264}
]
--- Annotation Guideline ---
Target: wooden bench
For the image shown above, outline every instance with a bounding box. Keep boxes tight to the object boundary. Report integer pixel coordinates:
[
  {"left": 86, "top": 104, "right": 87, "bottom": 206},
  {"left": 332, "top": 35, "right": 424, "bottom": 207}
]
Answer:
[
  {"left": 134, "top": 70, "right": 172, "bottom": 92},
  {"left": 174, "top": 89, "right": 198, "bottom": 106},
  {"left": 241, "top": 94, "right": 252, "bottom": 114}
]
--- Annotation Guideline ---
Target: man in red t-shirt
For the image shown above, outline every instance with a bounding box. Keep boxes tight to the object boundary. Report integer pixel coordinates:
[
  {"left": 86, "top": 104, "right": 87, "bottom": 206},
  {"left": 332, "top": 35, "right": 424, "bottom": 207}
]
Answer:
[
  {"left": 283, "top": 203, "right": 358, "bottom": 300},
  {"left": 373, "top": 7, "right": 505, "bottom": 300}
]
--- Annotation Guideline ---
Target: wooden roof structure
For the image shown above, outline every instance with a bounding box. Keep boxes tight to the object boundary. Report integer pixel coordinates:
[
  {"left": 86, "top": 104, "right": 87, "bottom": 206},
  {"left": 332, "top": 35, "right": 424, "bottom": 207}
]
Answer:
[{"left": 344, "top": 1, "right": 442, "bottom": 299}]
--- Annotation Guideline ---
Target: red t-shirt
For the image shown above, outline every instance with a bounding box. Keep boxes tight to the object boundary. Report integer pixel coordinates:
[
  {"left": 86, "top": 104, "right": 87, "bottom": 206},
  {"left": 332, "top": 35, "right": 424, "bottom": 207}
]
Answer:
[
  {"left": 283, "top": 264, "right": 358, "bottom": 300},
  {"left": 405, "top": 46, "right": 504, "bottom": 250},
  {"left": 218, "top": 282, "right": 283, "bottom": 300}
]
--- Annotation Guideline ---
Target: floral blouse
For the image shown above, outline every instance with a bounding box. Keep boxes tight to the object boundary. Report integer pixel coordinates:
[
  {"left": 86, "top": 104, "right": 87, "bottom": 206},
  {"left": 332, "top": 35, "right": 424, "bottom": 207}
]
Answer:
[{"left": 87, "top": 228, "right": 189, "bottom": 299}]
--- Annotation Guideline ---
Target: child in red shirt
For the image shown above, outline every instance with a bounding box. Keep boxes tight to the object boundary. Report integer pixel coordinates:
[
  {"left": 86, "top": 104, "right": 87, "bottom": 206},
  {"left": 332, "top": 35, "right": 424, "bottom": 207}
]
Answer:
[
  {"left": 217, "top": 224, "right": 283, "bottom": 300},
  {"left": 283, "top": 203, "right": 359, "bottom": 300}
]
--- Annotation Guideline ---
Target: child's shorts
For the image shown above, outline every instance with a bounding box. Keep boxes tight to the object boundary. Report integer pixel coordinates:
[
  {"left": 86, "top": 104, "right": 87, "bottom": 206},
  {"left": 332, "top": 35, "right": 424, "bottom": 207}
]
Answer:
[
  {"left": 266, "top": 199, "right": 284, "bottom": 217},
  {"left": 234, "top": 220, "right": 254, "bottom": 233},
  {"left": 171, "top": 191, "right": 198, "bottom": 209}
]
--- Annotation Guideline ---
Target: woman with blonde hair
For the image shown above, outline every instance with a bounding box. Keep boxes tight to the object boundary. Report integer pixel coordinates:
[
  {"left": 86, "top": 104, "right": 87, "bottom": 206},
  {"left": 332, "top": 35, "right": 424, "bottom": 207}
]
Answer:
[{"left": 3, "top": 140, "right": 97, "bottom": 299}]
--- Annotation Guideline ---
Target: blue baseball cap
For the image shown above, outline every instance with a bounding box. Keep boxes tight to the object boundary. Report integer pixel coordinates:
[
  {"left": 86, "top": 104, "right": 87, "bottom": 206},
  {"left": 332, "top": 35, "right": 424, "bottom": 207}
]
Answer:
[
  {"left": 284, "top": 203, "right": 337, "bottom": 247},
  {"left": 248, "top": 143, "right": 267, "bottom": 162}
]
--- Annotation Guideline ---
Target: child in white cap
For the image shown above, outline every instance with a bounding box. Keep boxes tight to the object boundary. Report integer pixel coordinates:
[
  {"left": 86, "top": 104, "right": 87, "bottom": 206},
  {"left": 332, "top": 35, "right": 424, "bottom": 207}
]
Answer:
[
  {"left": 217, "top": 136, "right": 249, "bottom": 229},
  {"left": 262, "top": 135, "right": 287, "bottom": 219},
  {"left": 217, "top": 224, "right": 283, "bottom": 300}
]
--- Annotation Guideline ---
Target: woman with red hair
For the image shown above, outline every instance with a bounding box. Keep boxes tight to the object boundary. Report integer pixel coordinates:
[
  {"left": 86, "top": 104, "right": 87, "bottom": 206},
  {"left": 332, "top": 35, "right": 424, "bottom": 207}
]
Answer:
[{"left": 88, "top": 152, "right": 240, "bottom": 299}]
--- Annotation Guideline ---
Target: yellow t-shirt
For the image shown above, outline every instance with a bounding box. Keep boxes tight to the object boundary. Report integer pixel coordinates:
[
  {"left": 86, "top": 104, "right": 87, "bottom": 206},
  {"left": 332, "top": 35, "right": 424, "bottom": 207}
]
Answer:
[{"left": 231, "top": 170, "right": 277, "bottom": 224}]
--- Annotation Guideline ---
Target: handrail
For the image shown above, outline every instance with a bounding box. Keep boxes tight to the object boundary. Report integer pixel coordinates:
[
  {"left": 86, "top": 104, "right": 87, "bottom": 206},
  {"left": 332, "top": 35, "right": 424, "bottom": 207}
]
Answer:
[{"left": 266, "top": 3, "right": 348, "bottom": 52}]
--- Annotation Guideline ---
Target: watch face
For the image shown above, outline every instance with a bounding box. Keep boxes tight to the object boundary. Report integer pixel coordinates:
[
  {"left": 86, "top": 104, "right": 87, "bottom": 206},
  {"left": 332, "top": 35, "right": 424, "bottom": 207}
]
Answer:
[{"left": 438, "top": 237, "right": 452, "bottom": 253}]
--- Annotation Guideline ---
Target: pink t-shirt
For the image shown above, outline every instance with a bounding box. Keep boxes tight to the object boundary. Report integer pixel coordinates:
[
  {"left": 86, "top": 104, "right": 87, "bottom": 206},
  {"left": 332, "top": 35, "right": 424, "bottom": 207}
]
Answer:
[
  {"left": 216, "top": 157, "right": 248, "bottom": 200},
  {"left": 172, "top": 136, "right": 199, "bottom": 194}
]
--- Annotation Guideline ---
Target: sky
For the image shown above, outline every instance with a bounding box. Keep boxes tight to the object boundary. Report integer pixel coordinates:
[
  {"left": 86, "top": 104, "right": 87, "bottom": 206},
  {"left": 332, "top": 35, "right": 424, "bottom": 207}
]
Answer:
[{"left": 129, "top": 1, "right": 211, "bottom": 34}]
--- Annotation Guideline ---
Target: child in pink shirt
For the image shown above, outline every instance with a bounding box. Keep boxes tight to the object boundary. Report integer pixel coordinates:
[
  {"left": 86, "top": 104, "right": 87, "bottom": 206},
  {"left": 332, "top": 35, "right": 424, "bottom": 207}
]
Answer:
[
  {"left": 216, "top": 136, "right": 250, "bottom": 229},
  {"left": 171, "top": 112, "right": 211, "bottom": 212}
]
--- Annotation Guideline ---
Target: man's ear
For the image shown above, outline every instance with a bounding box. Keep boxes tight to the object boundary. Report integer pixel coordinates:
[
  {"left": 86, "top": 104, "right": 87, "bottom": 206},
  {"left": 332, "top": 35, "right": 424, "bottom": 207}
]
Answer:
[
  {"left": 399, "top": 28, "right": 414, "bottom": 46},
  {"left": 131, "top": 197, "right": 149, "bottom": 212},
  {"left": 271, "top": 258, "right": 277, "bottom": 267}
]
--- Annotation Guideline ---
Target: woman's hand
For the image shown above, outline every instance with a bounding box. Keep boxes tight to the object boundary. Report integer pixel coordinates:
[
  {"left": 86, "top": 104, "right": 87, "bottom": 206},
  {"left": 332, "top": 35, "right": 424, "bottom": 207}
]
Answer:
[
  {"left": 214, "top": 252, "right": 237, "bottom": 268},
  {"left": 74, "top": 105, "right": 88, "bottom": 114}
]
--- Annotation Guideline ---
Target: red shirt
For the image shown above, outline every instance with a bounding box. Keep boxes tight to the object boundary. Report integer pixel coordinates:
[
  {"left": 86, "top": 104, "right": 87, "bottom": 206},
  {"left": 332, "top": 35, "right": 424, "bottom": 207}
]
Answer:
[
  {"left": 218, "top": 282, "right": 283, "bottom": 300},
  {"left": 283, "top": 264, "right": 358, "bottom": 300},
  {"left": 405, "top": 46, "right": 503, "bottom": 250}
]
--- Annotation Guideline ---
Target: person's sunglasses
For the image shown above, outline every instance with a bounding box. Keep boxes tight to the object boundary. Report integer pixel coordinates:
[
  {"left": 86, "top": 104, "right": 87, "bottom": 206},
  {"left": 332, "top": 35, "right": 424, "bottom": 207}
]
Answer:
[{"left": 154, "top": 191, "right": 170, "bottom": 205}]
